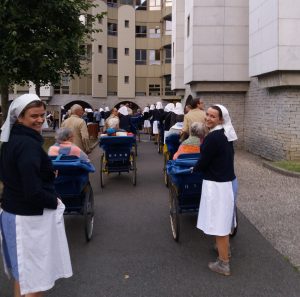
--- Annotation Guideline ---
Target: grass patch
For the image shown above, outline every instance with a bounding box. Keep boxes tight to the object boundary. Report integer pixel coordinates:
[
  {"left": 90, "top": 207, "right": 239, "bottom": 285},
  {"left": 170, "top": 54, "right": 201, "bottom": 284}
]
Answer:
[{"left": 272, "top": 161, "right": 300, "bottom": 173}]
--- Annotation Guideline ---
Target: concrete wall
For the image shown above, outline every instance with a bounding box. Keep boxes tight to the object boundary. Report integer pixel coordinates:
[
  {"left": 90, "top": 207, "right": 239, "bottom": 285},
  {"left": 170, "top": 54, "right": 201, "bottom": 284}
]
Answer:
[{"left": 184, "top": 0, "right": 249, "bottom": 83}]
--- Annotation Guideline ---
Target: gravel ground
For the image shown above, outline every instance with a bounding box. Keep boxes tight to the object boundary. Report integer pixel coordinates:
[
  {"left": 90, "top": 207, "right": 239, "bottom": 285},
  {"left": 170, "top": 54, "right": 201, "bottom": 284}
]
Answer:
[{"left": 235, "top": 150, "right": 300, "bottom": 269}]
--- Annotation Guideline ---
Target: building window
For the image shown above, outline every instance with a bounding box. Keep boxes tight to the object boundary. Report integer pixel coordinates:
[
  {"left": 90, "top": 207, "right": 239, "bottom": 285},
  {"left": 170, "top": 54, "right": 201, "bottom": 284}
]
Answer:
[
  {"left": 149, "top": 0, "right": 161, "bottom": 10},
  {"left": 86, "top": 44, "right": 92, "bottom": 60},
  {"left": 135, "top": 49, "right": 147, "bottom": 65},
  {"left": 98, "top": 75, "right": 103, "bottom": 83},
  {"left": 98, "top": 45, "right": 102, "bottom": 53},
  {"left": 149, "top": 26, "right": 160, "bottom": 38},
  {"left": 107, "top": 0, "right": 118, "bottom": 7},
  {"left": 120, "top": 0, "right": 133, "bottom": 4},
  {"left": 108, "top": 23, "right": 118, "bottom": 36},
  {"left": 124, "top": 76, "right": 129, "bottom": 83},
  {"left": 108, "top": 47, "right": 118, "bottom": 63},
  {"left": 135, "top": 0, "right": 147, "bottom": 10},
  {"left": 61, "top": 86, "right": 69, "bottom": 94},
  {"left": 125, "top": 48, "right": 129, "bottom": 55},
  {"left": 149, "top": 84, "right": 160, "bottom": 96},
  {"left": 164, "top": 75, "right": 175, "bottom": 96},
  {"left": 136, "top": 25, "right": 147, "bottom": 37},
  {"left": 149, "top": 50, "right": 160, "bottom": 65},
  {"left": 172, "top": 42, "right": 174, "bottom": 57},
  {"left": 164, "top": 20, "right": 172, "bottom": 35},
  {"left": 165, "top": 48, "right": 171, "bottom": 63},
  {"left": 125, "top": 20, "right": 129, "bottom": 27},
  {"left": 187, "top": 15, "right": 190, "bottom": 37}
]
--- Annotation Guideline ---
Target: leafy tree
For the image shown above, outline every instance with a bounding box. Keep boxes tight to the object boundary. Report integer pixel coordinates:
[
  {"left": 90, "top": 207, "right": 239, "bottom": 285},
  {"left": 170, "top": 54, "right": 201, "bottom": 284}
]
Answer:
[{"left": 0, "top": 0, "right": 104, "bottom": 120}]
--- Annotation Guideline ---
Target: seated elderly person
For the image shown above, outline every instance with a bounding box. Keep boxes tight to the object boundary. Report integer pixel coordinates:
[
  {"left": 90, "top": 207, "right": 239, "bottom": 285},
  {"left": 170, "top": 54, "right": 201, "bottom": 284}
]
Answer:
[
  {"left": 48, "top": 127, "right": 90, "bottom": 162},
  {"left": 173, "top": 122, "right": 206, "bottom": 160}
]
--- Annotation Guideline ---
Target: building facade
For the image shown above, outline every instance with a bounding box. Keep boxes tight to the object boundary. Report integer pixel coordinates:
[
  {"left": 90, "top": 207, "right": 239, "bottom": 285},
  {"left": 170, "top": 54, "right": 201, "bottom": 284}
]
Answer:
[
  {"left": 172, "top": 0, "right": 300, "bottom": 161},
  {"left": 12, "top": 0, "right": 179, "bottom": 111}
]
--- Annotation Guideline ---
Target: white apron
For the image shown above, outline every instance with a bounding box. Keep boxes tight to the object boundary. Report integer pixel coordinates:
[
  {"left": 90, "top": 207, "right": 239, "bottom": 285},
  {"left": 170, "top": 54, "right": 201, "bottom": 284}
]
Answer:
[
  {"left": 143, "top": 120, "right": 151, "bottom": 128},
  {"left": 6, "top": 201, "right": 72, "bottom": 295},
  {"left": 197, "top": 180, "right": 234, "bottom": 236},
  {"left": 152, "top": 121, "right": 159, "bottom": 134}
]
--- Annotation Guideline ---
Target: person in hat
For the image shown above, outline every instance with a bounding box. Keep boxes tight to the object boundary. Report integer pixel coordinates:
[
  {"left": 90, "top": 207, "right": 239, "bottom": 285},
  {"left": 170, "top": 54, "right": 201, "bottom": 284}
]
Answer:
[
  {"left": 192, "top": 104, "right": 238, "bottom": 276},
  {"left": 0, "top": 94, "right": 72, "bottom": 296}
]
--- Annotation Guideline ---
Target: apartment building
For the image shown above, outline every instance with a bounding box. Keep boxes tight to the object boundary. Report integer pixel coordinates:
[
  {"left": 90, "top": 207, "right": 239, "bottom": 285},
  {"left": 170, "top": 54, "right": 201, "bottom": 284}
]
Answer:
[
  {"left": 172, "top": 0, "right": 300, "bottom": 161},
  {"left": 12, "top": 0, "right": 179, "bottom": 111}
]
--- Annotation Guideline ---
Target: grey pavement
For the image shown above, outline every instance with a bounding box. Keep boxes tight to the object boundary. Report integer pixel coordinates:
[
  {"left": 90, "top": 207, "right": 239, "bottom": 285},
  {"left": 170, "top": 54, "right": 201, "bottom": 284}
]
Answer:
[
  {"left": 235, "top": 150, "right": 300, "bottom": 269},
  {"left": 0, "top": 137, "right": 300, "bottom": 297}
]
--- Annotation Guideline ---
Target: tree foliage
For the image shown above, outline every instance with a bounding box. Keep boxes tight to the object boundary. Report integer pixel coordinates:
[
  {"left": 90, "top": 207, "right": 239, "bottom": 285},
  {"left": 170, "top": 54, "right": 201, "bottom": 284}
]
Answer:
[{"left": 0, "top": 0, "right": 104, "bottom": 119}]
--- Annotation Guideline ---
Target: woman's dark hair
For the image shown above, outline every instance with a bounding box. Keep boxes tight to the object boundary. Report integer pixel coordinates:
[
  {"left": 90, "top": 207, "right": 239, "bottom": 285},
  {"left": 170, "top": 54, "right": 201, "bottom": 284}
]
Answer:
[
  {"left": 18, "top": 100, "right": 46, "bottom": 118},
  {"left": 210, "top": 105, "right": 223, "bottom": 120},
  {"left": 190, "top": 97, "right": 202, "bottom": 109}
]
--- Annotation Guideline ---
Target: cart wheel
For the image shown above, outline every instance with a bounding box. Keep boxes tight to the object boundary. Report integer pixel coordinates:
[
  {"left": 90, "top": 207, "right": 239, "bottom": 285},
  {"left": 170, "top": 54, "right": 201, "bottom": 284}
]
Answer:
[
  {"left": 134, "top": 143, "right": 138, "bottom": 156},
  {"left": 164, "top": 153, "right": 170, "bottom": 187},
  {"left": 100, "top": 154, "right": 105, "bottom": 188},
  {"left": 230, "top": 206, "right": 238, "bottom": 237},
  {"left": 169, "top": 183, "right": 180, "bottom": 241},
  {"left": 131, "top": 152, "right": 137, "bottom": 186},
  {"left": 83, "top": 183, "right": 94, "bottom": 242}
]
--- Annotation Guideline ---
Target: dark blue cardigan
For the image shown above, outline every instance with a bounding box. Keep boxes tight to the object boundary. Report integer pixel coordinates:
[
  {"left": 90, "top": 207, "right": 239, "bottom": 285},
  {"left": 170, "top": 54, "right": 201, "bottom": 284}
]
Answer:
[
  {"left": 0, "top": 124, "right": 57, "bottom": 215},
  {"left": 193, "top": 129, "right": 235, "bottom": 182}
]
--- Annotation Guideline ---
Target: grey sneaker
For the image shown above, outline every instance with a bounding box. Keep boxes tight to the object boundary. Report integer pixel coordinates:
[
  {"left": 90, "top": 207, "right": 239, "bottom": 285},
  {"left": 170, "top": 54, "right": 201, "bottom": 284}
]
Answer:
[
  {"left": 213, "top": 243, "right": 231, "bottom": 258},
  {"left": 208, "top": 258, "right": 231, "bottom": 276}
]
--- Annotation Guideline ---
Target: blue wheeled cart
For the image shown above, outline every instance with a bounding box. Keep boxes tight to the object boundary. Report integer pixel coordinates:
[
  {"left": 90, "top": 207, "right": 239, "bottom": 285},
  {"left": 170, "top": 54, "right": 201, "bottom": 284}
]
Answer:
[
  {"left": 51, "top": 155, "right": 96, "bottom": 242},
  {"left": 166, "top": 154, "right": 238, "bottom": 242},
  {"left": 99, "top": 135, "right": 137, "bottom": 187},
  {"left": 163, "top": 133, "right": 180, "bottom": 187}
]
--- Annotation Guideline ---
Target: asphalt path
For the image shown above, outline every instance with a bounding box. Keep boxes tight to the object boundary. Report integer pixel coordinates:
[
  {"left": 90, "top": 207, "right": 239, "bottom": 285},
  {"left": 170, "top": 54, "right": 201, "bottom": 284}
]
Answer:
[{"left": 1, "top": 138, "right": 300, "bottom": 297}]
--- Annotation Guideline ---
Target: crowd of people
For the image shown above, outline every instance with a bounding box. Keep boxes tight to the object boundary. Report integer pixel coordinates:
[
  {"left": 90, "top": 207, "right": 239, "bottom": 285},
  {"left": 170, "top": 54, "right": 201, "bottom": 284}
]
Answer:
[{"left": 0, "top": 93, "right": 238, "bottom": 295}]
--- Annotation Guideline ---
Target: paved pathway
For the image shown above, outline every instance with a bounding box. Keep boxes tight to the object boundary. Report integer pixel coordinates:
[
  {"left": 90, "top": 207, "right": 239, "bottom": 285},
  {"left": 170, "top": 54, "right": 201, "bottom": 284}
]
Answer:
[
  {"left": 235, "top": 150, "right": 300, "bottom": 269},
  {"left": 0, "top": 139, "right": 299, "bottom": 297}
]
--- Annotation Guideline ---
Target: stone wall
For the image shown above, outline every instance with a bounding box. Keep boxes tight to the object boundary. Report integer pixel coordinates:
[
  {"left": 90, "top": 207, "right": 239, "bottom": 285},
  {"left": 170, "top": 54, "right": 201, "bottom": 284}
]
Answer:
[{"left": 244, "top": 78, "right": 300, "bottom": 161}]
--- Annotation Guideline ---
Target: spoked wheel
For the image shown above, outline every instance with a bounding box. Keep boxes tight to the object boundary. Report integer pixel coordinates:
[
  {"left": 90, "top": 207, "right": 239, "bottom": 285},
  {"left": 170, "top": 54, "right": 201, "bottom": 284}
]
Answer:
[
  {"left": 134, "top": 143, "right": 138, "bottom": 156},
  {"left": 83, "top": 182, "right": 94, "bottom": 242},
  {"left": 230, "top": 206, "right": 238, "bottom": 238},
  {"left": 100, "top": 154, "right": 106, "bottom": 188},
  {"left": 169, "top": 183, "right": 180, "bottom": 241},
  {"left": 164, "top": 153, "right": 170, "bottom": 187},
  {"left": 130, "top": 152, "right": 137, "bottom": 186}
]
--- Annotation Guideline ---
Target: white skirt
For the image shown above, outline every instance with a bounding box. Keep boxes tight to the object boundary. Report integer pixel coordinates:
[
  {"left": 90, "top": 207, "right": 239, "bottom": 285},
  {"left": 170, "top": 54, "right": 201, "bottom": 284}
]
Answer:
[
  {"left": 197, "top": 180, "right": 235, "bottom": 236},
  {"left": 152, "top": 121, "right": 159, "bottom": 134},
  {"left": 0, "top": 201, "right": 72, "bottom": 295},
  {"left": 144, "top": 120, "right": 151, "bottom": 128}
]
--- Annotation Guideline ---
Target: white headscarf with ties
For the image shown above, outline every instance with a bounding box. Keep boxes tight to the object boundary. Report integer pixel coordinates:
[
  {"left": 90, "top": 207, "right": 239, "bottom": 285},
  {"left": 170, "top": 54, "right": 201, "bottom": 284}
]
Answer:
[
  {"left": 143, "top": 106, "right": 149, "bottom": 113},
  {"left": 118, "top": 105, "right": 129, "bottom": 116},
  {"left": 173, "top": 102, "right": 184, "bottom": 115},
  {"left": 1, "top": 94, "right": 43, "bottom": 142},
  {"left": 164, "top": 103, "right": 175, "bottom": 112},
  {"left": 215, "top": 104, "right": 238, "bottom": 142},
  {"left": 156, "top": 102, "right": 163, "bottom": 109}
]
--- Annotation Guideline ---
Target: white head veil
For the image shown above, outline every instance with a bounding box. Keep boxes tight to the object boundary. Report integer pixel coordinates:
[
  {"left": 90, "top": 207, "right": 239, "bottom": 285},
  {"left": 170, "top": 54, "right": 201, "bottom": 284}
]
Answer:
[
  {"left": 150, "top": 104, "right": 155, "bottom": 110},
  {"left": 118, "top": 106, "right": 129, "bottom": 116},
  {"left": 143, "top": 106, "right": 149, "bottom": 113},
  {"left": 164, "top": 103, "right": 175, "bottom": 112},
  {"left": 1, "top": 94, "right": 42, "bottom": 142},
  {"left": 215, "top": 104, "right": 238, "bottom": 142},
  {"left": 104, "top": 106, "right": 110, "bottom": 112},
  {"left": 156, "top": 102, "right": 163, "bottom": 109},
  {"left": 173, "top": 102, "right": 184, "bottom": 115}
]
